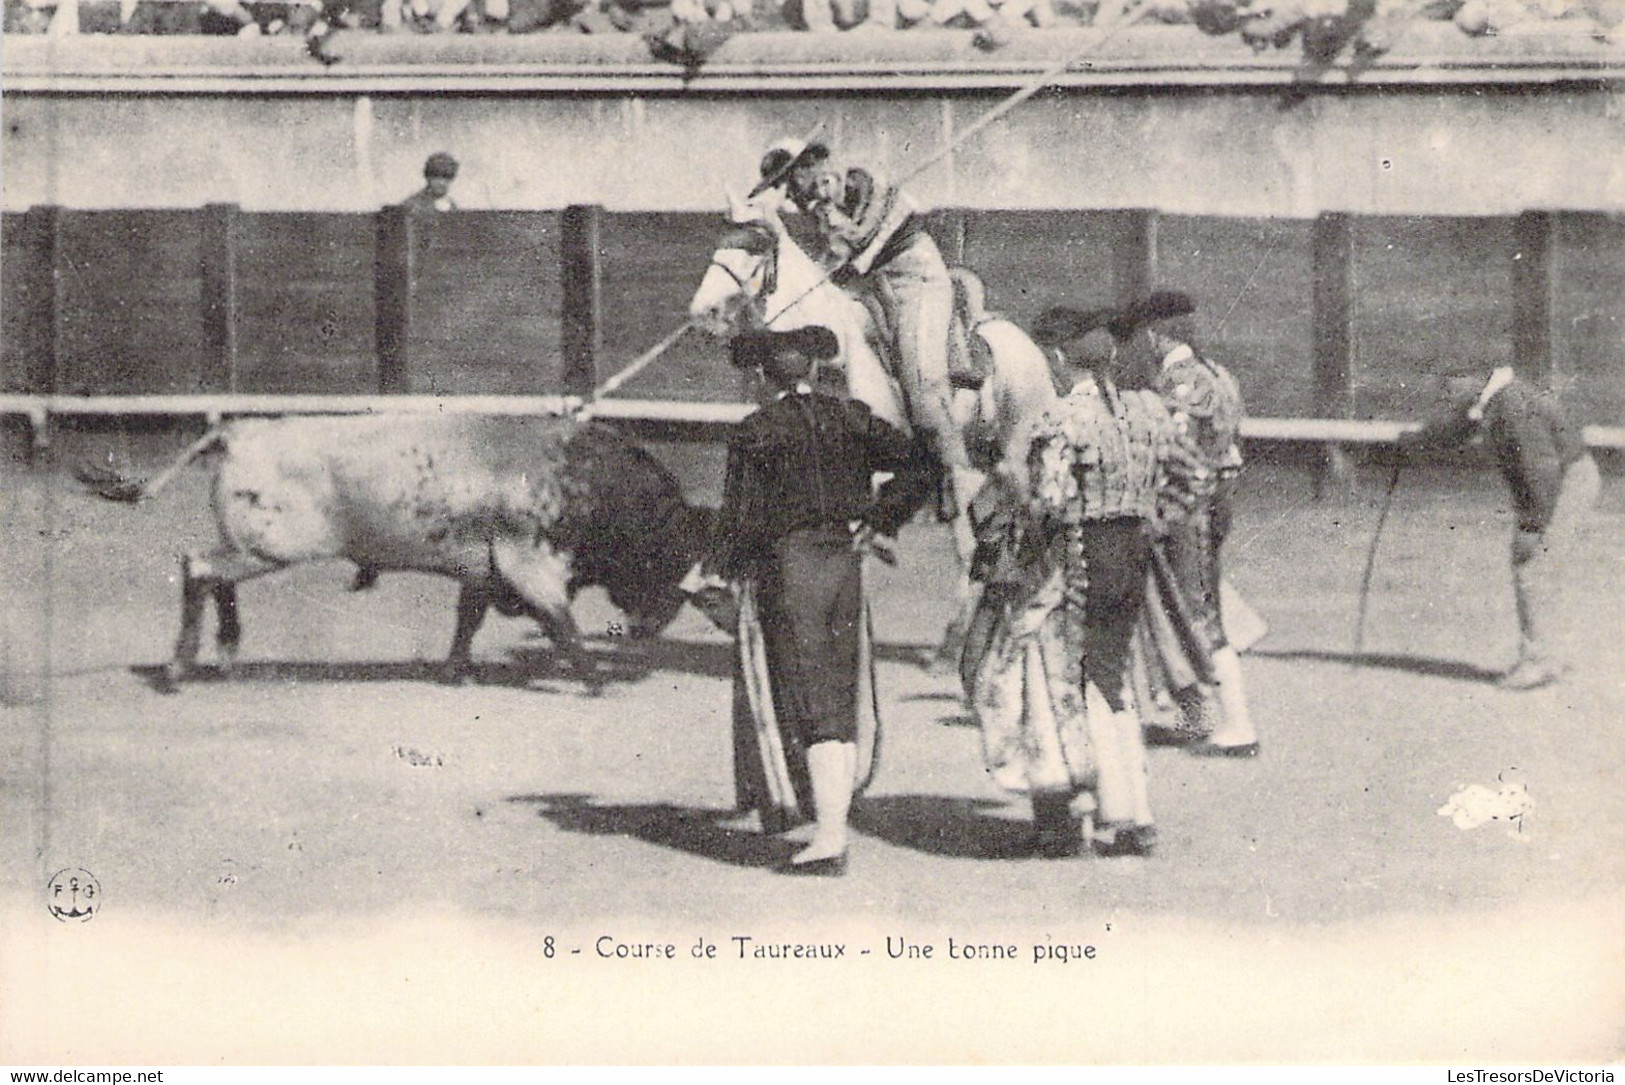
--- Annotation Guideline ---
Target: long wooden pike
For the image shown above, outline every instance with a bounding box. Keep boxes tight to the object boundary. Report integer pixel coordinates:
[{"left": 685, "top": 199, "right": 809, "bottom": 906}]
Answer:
[{"left": 755, "top": 1, "right": 1157, "bottom": 330}]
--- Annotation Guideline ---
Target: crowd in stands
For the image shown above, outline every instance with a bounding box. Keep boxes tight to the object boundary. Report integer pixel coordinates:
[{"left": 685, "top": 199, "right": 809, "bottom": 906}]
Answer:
[{"left": 4, "top": 0, "right": 1614, "bottom": 43}]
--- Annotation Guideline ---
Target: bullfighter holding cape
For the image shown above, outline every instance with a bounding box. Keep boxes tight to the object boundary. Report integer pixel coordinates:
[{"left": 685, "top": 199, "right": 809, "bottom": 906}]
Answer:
[
  {"left": 704, "top": 325, "right": 914, "bottom": 875},
  {"left": 1113, "top": 290, "right": 1262, "bottom": 756},
  {"left": 963, "top": 307, "right": 1205, "bottom": 858}
]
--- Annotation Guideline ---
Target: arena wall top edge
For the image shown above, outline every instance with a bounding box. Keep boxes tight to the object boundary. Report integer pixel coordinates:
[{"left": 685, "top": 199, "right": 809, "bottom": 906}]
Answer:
[{"left": 5, "top": 24, "right": 1625, "bottom": 213}]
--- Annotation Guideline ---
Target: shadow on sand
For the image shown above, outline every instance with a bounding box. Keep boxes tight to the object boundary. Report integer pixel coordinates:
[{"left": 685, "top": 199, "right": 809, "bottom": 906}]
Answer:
[
  {"left": 505, "top": 792, "right": 791, "bottom": 870},
  {"left": 131, "top": 656, "right": 618, "bottom": 694},
  {"left": 1251, "top": 648, "right": 1503, "bottom": 683},
  {"left": 129, "top": 633, "right": 950, "bottom": 694},
  {"left": 851, "top": 794, "right": 1036, "bottom": 860},
  {"left": 509, "top": 792, "right": 1039, "bottom": 865},
  {"left": 129, "top": 633, "right": 740, "bottom": 693}
]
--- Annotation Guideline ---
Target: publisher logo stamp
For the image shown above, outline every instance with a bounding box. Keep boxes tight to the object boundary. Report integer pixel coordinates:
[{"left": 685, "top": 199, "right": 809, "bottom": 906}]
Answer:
[{"left": 46, "top": 868, "right": 101, "bottom": 923}]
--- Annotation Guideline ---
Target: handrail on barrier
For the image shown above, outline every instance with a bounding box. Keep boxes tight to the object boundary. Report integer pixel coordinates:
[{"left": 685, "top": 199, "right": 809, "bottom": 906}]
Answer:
[
  {"left": 2, "top": 393, "right": 1622, "bottom": 452},
  {"left": 0, "top": 394, "right": 752, "bottom": 448}
]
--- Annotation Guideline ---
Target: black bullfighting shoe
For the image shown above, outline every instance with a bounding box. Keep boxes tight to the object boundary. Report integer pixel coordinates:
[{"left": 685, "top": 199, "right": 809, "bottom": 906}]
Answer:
[
  {"left": 1092, "top": 824, "right": 1157, "bottom": 858},
  {"left": 1143, "top": 724, "right": 1200, "bottom": 748}
]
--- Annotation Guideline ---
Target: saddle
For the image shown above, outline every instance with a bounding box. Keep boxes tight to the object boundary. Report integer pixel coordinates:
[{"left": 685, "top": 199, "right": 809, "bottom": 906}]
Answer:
[
  {"left": 857, "top": 283, "right": 994, "bottom": 394},
  {"left": 951, "top": 315, "right": 996, "bottom": 392}
]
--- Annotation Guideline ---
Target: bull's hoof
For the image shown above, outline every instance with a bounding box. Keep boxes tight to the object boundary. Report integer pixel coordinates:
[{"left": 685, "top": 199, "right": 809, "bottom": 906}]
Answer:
[
  {"left": 572, "top": 661, "right": 605, "bottom": 697},
  {"left": 215, "top": 645, "right": 239, "bottom": 678},
  {"left": 929, "top": 623, "right": 968, "bottom": 677},
  {"left": 440, "top": 660, "right": 476, "bottom": 686},
  {"left": 156, "top": 662, "right": 188, "bottom": 694}
]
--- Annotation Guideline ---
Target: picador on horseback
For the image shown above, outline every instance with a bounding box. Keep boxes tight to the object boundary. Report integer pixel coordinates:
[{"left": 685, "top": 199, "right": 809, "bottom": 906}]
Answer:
[
  {"left": 688, "top": 136, "right": 1063, "bottom": 671},
  {"left": 748, "top": 135, "right": 989, "bottom": 545}
]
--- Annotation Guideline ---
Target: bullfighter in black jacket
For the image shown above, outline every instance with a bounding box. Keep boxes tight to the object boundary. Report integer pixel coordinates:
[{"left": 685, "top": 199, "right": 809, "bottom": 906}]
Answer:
[{"left": 706, "top": 325, "right": 915, "bottom": 875}]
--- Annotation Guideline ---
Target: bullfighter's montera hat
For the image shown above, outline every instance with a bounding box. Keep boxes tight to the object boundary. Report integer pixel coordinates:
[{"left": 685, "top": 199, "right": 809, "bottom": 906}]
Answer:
[
  {"left": 1110, "top": 290, "right": 1197, "bottom": 338},
  {"left": 1031, "top": 306, "right": 1120, "bottom": 350},
  {"left": 729, "top": 326, "right": 841, "bottom": 381}
]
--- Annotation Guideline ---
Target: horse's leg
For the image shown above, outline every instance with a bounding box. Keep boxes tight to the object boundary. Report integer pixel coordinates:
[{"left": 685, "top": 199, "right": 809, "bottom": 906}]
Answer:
[
  {"left": 931, "top": 387, "right": 992, "bottom": 676},
  {"left": 842, "top": 279, "right": 992, "bottom": 675},
  {"left": 933, "top": 565, "right": 983, "bottom": 678},
  {"left": 934, "top": 438, "right": 981, "bottom": 676}
]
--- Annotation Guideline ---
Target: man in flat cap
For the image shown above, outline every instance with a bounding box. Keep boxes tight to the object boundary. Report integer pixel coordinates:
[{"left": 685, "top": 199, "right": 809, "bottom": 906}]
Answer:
[
  {"left": 961, "top": 305, "right": 1200, "bottom": 858},
  {"left": 1397, "top": 366, "right": 1600, "bottom": 690},
  {"left": 403, "top": 152, "right": 460, "bottom": 213},
  {"left": 1114, "top": 289, "right": 1259, "bottom": 758},
  {"left": 705, "top": 325, "right": 914, "bottom": 875}
]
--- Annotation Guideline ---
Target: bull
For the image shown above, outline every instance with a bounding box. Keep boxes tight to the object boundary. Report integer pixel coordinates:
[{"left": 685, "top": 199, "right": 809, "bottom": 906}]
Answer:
[{"left": 81, "top": 414, "right": 718, "bottom": 691}]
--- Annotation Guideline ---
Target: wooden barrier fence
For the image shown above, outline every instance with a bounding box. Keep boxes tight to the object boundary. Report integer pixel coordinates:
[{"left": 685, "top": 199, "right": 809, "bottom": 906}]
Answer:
[{"left": 3, "top": 204, "right": 1621, "bottom": 461}]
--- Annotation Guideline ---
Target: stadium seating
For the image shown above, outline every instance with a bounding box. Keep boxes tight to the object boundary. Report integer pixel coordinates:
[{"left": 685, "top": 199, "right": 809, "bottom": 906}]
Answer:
[{"left": 4, "top": 0, "right": 1617, "bottom": 40}]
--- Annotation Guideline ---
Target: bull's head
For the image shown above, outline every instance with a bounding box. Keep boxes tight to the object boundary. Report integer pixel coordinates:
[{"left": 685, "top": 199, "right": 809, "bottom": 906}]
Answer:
[
  {"left": 603, "top": 503, "right": 723, "bottom": 640},
  {"left": 624, "top": 593, "right": 687, "bottom": 640},
  {"left": 687, "top": 185, "right": 783, "bottom": 338}
]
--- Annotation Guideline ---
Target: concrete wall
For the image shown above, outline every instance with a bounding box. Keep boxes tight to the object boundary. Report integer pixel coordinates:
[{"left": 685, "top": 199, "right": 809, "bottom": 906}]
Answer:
[
  {"left": 9, "top": 84, "right": 1619, "bottom": 215},
  {"left": 5, "top": 26, "right": 1625, "bottom": 214}
]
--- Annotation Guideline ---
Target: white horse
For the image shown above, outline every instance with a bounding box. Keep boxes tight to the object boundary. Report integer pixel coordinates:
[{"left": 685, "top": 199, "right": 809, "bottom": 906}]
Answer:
[{"left": 687, "top": 193, "right": 1061, "bottom": 667}]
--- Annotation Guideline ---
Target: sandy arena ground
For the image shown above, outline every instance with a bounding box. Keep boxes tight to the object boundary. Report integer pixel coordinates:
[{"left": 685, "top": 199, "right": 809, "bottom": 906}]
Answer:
[{"left": 2, "top": 446, "right": 1622, "bottom": 1064}]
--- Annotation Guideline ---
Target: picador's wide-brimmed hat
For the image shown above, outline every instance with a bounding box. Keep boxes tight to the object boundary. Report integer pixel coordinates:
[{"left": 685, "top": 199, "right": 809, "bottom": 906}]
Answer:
[
  {"left": 729, "top": 326, "right": 841, "bottom": 377},
  {"left": 749, "top": 132, "right": 830, "bottom": 199},
  {"left": 1110, "top": 290, "right": 1197, "bottom": 338},
  {"left": 1031, "top": 306, "right": 1120, "bottom": 349}
]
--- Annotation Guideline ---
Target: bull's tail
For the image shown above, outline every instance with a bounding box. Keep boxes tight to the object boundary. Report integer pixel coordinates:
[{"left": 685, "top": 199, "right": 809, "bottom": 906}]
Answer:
[{"left": 76, "top": 424, "right": 225, "bottom": 504}]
